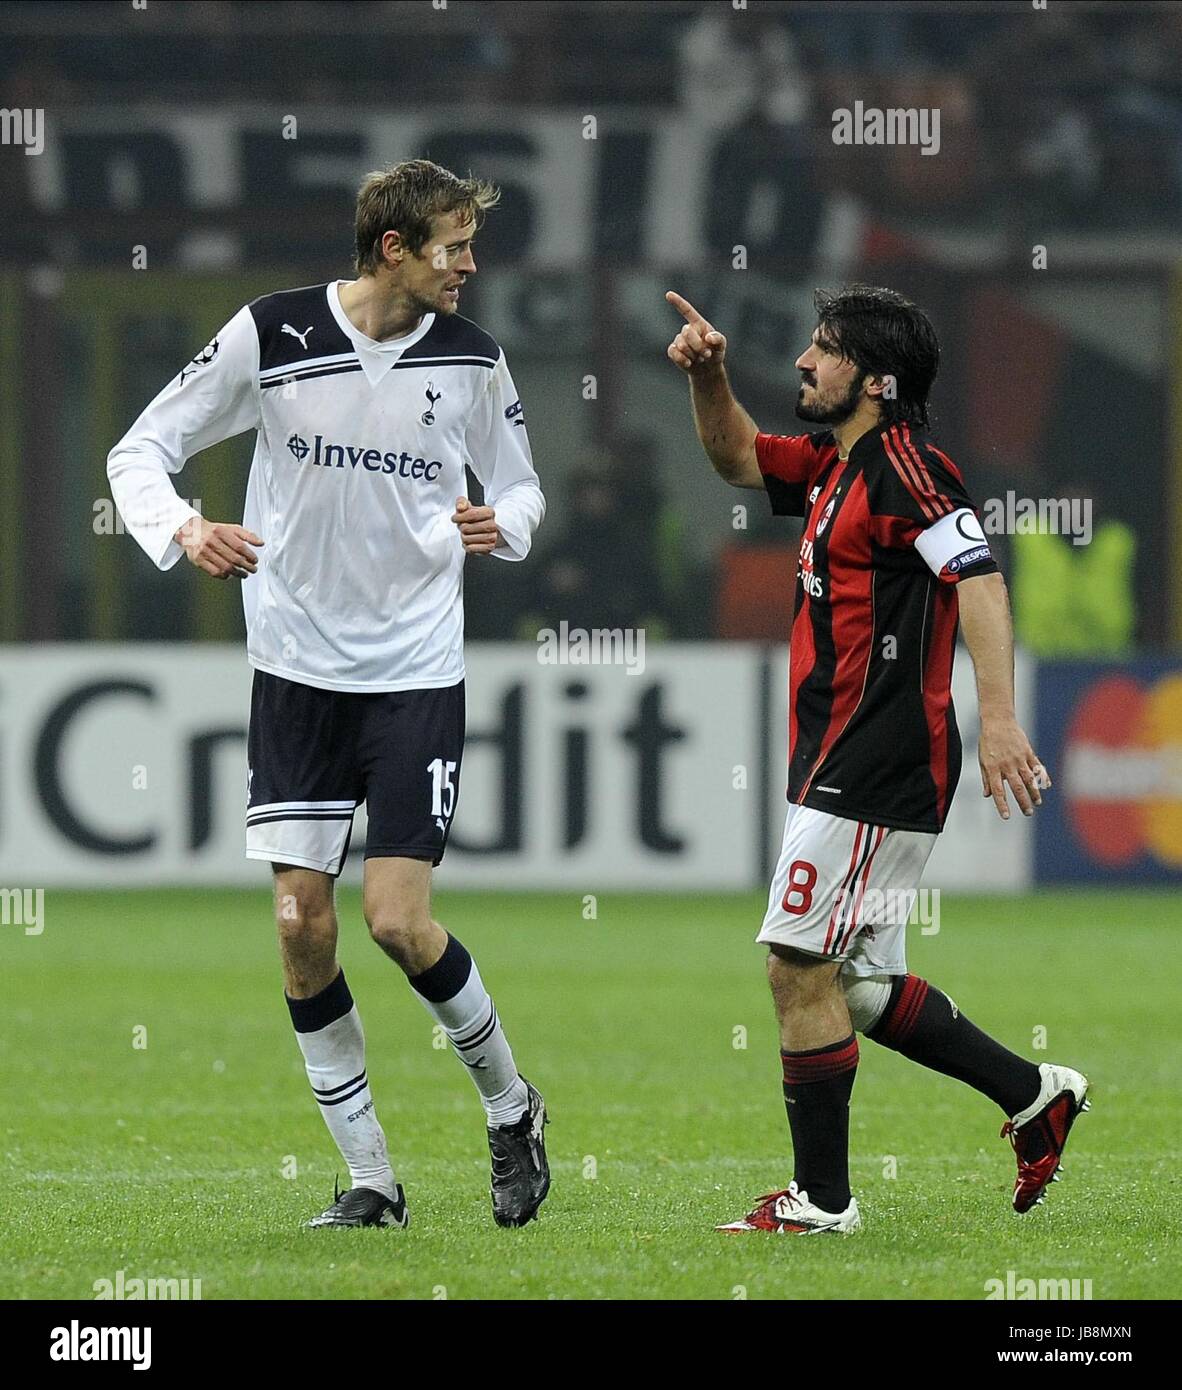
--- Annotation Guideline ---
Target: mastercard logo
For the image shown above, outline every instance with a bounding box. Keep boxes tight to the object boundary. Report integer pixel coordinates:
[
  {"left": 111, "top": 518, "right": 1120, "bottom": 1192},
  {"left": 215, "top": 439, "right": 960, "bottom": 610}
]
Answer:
[{"left": 1062, "top": 673, "right": 1182, "bottom": 868}]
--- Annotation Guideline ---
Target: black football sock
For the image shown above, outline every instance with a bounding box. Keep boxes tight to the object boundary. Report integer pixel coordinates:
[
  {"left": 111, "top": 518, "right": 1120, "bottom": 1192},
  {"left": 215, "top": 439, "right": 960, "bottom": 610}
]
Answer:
[
  {"left": 866, "top": 974, "right": 1041, "bottom": 1116},
  {"left": 780, "top": 1034, "right": 859, "bottom": 1212}
]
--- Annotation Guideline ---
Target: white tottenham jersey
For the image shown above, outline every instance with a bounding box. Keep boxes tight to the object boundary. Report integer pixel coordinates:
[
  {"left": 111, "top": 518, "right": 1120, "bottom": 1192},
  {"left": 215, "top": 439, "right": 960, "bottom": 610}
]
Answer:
[{"left": 107, "top": 280, "right": 545, "bottom": 692}]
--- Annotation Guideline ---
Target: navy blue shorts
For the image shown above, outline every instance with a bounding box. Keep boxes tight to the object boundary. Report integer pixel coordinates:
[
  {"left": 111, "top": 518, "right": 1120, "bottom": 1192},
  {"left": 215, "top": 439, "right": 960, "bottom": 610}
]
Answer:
[{"left": 245, "top": 670, "right": 465, "bottom": 876}]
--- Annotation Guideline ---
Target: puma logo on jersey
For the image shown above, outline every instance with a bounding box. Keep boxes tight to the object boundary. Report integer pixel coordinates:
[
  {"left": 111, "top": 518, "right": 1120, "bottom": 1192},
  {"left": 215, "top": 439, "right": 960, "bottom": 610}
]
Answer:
[{"left": 281, "top": 323, "right": 314, "bottom": 350}]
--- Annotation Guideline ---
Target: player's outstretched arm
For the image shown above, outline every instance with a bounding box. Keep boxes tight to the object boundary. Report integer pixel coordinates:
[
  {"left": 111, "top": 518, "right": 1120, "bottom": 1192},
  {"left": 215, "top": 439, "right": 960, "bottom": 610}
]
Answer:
[
  {"left": 664, "top": 291, "right": 762, "bottom": 489},
  {"left": 957, "top": 571, "right": 1050, "bottom": 820}
]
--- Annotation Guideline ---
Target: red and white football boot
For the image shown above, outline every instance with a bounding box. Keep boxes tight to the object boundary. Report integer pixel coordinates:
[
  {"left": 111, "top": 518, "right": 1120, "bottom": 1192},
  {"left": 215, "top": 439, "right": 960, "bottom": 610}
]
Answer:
[
  {"left": 717, "top": 1181, "right": 861, "bottom": 1234},
  {"left": 1001, "top": 1062, "right": 1090, "bottom": 1213}
]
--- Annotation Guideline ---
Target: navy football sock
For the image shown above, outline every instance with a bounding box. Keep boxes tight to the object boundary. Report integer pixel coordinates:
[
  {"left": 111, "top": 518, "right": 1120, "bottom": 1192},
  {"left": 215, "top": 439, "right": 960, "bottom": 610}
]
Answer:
[{"left": 867, "top": 974, "right": 1041, "bottom": 1116}]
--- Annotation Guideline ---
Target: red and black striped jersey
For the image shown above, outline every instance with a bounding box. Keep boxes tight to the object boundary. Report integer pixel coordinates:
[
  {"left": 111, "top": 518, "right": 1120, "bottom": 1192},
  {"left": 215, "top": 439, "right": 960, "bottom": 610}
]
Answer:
[{"left": 757, "top": 421, "right": 998, "bottom": 833}]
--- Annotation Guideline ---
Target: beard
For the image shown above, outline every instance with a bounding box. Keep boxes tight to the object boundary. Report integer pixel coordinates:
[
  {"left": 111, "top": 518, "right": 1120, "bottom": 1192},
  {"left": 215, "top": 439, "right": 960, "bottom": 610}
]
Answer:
[
  {"left": 795, "top": 375, "right": 863, "bottom": 425},
  {"left": 409, "top": 283, "right": 452, "bottom": 317}
]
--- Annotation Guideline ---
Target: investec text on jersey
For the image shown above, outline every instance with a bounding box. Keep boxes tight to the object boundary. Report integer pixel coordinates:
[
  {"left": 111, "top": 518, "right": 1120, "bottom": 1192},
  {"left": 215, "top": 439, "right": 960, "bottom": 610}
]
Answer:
[{"left": 286, "top": 432, "right": 444, "bottom": 480}]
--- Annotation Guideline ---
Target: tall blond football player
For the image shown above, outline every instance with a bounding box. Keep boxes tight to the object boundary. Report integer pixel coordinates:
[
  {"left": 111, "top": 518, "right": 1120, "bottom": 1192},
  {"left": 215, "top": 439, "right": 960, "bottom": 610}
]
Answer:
[{"left": 108, "top": 160, "right": 550, "bottom": 1230}]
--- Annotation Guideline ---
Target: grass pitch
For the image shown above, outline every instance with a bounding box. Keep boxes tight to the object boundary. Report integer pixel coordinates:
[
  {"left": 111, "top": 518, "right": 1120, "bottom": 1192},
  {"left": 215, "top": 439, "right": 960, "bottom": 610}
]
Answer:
[{"left": 1, "top": 888, "right": 1177, "bottom": 1300}]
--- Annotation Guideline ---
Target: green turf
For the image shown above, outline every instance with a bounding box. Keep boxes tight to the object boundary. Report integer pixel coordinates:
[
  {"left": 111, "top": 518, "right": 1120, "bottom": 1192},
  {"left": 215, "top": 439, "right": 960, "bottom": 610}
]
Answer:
[{"left": 1, "top": 888, "right": 1178, "bottom": 1300}]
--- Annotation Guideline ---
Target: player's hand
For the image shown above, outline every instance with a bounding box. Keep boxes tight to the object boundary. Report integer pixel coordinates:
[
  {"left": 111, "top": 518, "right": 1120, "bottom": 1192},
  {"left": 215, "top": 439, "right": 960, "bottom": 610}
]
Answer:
[
  {"left": 665, "top": 290, "right": 727, "bottom": 374},
  {"left": 175, "top": 517, "right": 263, "bottom": 580},
  {"left": 978, "top": 714, "right": 1051, "bottom": 820},
  {"left": 451, "top": 496, "right": 501, "bottom": 555}
]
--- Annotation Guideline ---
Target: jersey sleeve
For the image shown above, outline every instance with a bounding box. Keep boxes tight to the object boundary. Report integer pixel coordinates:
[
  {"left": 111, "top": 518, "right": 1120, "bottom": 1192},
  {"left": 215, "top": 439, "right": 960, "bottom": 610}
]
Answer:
[
  {"left": 755, "top": 431, "right": 832, "bottom": 516},
  {"left": 106, "top": 305, "right": 261, "bottom": 570},
  {"left": 463, "top": 352, "right": 545, "bottom": 561},
  {"left": 870, "top": 430, "right": 998, "bottom": 584}
]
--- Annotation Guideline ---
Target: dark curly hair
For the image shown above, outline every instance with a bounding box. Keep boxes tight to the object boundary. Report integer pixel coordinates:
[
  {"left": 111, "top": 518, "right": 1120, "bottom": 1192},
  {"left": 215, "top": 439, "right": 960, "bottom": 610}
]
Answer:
[{"left": 813, "top": 284, "right": 940, "bottom": 428}]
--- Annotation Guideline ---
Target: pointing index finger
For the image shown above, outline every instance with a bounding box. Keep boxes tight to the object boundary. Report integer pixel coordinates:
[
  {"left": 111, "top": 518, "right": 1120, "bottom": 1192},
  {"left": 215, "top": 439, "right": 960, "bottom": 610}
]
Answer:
[{"left": 665, "top": 290, "right": 704, "bottom": 327}]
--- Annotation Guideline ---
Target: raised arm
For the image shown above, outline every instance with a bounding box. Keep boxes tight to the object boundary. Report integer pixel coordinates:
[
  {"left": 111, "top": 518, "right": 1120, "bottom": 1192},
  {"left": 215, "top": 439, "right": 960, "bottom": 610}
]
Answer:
[
  {"left": 957, "top": 571, "right": 1050, "bottom": 820},
  {"left": 665, "top": 291, "right": 762, "bottom": 489}
]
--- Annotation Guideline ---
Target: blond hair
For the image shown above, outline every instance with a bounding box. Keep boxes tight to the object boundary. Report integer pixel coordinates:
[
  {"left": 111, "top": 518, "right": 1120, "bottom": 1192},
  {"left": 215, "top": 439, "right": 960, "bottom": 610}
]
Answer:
[{"left": 353, "top": 159, "right": 500, "bottom": 275}]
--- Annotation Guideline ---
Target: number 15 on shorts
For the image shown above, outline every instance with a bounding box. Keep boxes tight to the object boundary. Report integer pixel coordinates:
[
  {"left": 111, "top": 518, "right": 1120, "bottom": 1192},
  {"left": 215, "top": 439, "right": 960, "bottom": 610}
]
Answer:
[{"left": 428, "top": 757, "right": 457, "bottom": 828}]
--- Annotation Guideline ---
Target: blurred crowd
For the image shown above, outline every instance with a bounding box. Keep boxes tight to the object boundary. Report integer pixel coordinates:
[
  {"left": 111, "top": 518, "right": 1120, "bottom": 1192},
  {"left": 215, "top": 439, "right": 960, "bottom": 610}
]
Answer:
[
  {"left": 4, "top": 2, "right": 1180, "bottom": 231},
  {"left": 465, "top": 433, "right": 701, "bottom": 641},
  {"left": 1, "top": 2, "right": 1170, "bottom": 648}
]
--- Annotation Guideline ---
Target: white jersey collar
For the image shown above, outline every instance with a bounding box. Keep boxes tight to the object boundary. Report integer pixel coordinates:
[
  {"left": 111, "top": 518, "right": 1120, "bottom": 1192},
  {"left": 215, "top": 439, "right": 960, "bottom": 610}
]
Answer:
[{"left": 328, "top": 281, "right": 436, "bottom": 384}]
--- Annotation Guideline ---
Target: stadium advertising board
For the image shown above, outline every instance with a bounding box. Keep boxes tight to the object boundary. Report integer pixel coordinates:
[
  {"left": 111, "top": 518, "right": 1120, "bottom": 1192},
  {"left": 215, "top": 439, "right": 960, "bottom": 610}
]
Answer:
[
  {"left": 0, "top": 644, "right": 1029, "bottom": 890},
  {"left": 1034, "top": 658, "right": 1182, "bottom": 884}
]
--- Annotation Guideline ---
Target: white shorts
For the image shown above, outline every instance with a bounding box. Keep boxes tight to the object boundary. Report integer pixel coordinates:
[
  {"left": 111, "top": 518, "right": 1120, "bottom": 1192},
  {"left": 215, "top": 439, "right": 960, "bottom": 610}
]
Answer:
[{"left": 757, "top": 803, "right": 937, "bottom": 979}]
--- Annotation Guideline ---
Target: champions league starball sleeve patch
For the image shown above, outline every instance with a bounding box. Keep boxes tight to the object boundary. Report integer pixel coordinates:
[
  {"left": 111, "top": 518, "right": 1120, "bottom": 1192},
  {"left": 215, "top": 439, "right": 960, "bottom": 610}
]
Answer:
[
  {"left": 914, "top": 507, "right": 997, "bottom": 581},
  {"left": 178, "top": 335, "right": 220, "bottom": 385}
]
